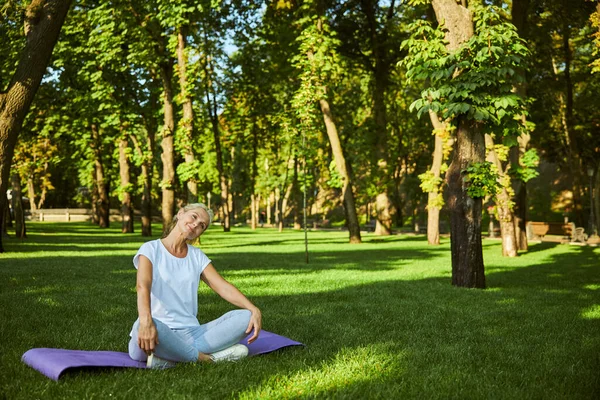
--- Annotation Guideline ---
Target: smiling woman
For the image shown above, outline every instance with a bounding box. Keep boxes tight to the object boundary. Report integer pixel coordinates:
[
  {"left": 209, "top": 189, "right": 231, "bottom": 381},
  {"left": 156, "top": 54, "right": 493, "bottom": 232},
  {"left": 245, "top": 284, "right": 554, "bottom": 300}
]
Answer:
[
  {"left": 128, "top": 203, "right": 263, "bottom": 369},
  {"left": 162, "top": 203, "right": 214, "bottom": 245}
]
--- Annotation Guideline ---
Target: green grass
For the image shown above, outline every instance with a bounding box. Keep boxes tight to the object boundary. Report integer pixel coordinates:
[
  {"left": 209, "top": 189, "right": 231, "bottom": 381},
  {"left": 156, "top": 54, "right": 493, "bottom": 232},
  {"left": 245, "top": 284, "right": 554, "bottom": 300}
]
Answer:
[{"left": 1, "top": 222, "right": 599, "bottom": 399}]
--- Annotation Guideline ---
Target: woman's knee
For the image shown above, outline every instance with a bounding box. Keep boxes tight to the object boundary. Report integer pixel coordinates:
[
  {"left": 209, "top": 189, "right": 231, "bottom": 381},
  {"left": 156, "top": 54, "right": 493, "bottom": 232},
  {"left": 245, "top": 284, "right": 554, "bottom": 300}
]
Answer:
[{"left": 235, "top": 309, "right": 252, "bottom": 326}]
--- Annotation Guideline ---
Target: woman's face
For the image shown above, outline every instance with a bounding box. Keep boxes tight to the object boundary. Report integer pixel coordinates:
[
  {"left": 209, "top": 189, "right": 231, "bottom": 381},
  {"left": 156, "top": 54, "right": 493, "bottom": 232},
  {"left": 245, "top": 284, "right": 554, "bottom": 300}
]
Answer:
[{"left": 177, "top": 208, "right": 210, "bottom": 240}]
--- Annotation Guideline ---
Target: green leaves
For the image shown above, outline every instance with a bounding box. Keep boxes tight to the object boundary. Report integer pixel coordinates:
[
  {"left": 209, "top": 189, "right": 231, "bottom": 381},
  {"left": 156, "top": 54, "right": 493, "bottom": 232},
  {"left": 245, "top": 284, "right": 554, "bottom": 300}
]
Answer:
[
  {"left": 401, "top": 5, "right": 530, "bottom": 134},
  {"left": 509, "top": 148, "right": 540, "bottom": 183},
  {"left": 463, "top": 162, "right": 500, "bottom": 199}
]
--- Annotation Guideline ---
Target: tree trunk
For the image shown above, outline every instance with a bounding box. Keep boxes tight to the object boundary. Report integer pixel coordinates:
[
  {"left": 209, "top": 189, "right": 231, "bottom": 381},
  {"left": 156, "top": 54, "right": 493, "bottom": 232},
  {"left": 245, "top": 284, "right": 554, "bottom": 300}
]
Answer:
[
  {"left": 552, "top": 26, "right": 583, "bottom": 226},
  {"left": 426, "top": 110, "right": 446, "bottom": 245},
  {"left": 279, "top": 183, "right": 293, "bottom": 232},
  {"left": 160, "top": 61, "right": 176, "bottom": 233},
  {"left": 91, "top": 172, "right": 99, "bottom": 225},
  {"left": 432, "top": 0, "right": 485, "bottom": 288},
  {"left": 318, "top": 98, "right": 361, "bottom": 243},
  {"left": 0, "top": 0, "right": 72, "bottom": 252},
  {"left": 275, "top": 188, "right": 280, "bottom": 226},
  {"left": 485, "top": 134, "right": 518, "bottom": 257},
  {"left": 1, "top": 195, "right": 9, "bottom": 238},
  {"left": 594, "top": 165, "right": 600, "bottom": 235},
  {"left": 130, "top": 132, "right": 153, "bottom": 236},
  {"left": 510, "top": 0, "right": 531, "bottom": 251},
  {"left": 11, "top": 173, "right": 26, "bottom": 239},
  {"left": 119, "top": 136, "right": 134, "bottom": 233},
  {"left": 360, "top": 0, "right": 395, "bottom": 236},
  {"left": 292, "top": 156, "right": 301, "bottom": 230},
  {"left": 510, "top": 132, "right": 530, "bottom": 251},
  {"left": 251, "top": 122, "right": 258, "bottom": 230},
  {"left": 203, "top": 50, "right": 230, "bottom": 232},
  {"left": 92, "top": 124, "right": 110, "bottom": 228},
  {"left": 447, "top": 119, "right": 486, "bottom": 288},
  {"left": 267, "top": 192, "right": 273, "bottom": 225},
  {"left": 27, "top": 178, "right": 37, "bottom": 212},
  {"left": 36, "top": 160, "right": 49, "bottom": 210},
  {"left": 177, "top": 27, "right": 198, "bottom": 203}
]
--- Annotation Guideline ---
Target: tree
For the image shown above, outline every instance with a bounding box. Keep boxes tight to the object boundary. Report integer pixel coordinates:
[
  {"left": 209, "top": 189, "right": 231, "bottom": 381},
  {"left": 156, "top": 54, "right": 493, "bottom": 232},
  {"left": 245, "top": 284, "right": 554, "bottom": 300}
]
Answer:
[
  {"left": 0, "top": 0, "right": 72, "bottom": 252},
  {"left": 404, "top": 1, "right": 530, "bottom": 286},
  {"left": 332, "top": 0, "right": 403, "bottom": 235},
  {"left": 292, "top": 2, "right": 362, "bottom": 243}
]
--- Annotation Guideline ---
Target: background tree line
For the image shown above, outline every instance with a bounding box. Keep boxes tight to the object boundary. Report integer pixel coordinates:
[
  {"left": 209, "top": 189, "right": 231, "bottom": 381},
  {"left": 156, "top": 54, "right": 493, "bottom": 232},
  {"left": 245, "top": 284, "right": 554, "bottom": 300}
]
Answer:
[{"left": 1, "top": 0, "right": 599, "bottom": 288}]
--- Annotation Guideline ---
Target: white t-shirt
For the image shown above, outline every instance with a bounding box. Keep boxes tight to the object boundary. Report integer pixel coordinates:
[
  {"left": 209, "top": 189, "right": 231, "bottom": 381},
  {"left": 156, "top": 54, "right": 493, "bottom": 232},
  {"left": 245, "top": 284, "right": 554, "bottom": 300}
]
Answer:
[{"left": 132, "top": 239, "right": 211, "bottom": 329}]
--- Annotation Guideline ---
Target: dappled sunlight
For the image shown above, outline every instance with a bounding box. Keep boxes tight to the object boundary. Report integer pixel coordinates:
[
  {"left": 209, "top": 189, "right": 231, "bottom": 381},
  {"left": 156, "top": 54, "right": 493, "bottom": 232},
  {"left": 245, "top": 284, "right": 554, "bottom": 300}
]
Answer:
[
  {"left": 543, "top": 289, "right": 572, "bottom": 294},
  {"left": 37, "top": 296, "right": 60, "bottom": 307},
  {"left": 238, "top": 344, "right": 405, "bottom": 399},
  {"left": 110, "top": 270, "right": 136, "bottom": 275},
  {"left": 580, "top": 305, "right": 600, "bottom": 320},
  {"left": 23, "top": 285, "right": 63, "bottom": 295},
  {"left": 496, "top": 298, "right": 518, "bottom": 305},
  {"left": 2, "top": 223, "right": 600, "bottom": 398},
  {"left": 100, "top": 306, "right": 129, "bottom": 318}
]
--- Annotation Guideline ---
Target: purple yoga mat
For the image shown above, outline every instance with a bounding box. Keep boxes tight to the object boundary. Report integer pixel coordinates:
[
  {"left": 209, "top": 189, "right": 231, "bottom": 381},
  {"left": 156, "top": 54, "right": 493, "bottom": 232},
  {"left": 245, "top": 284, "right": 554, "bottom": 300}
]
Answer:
[{"left": 22, "top": 330, "right": 303, "bottom": 381}]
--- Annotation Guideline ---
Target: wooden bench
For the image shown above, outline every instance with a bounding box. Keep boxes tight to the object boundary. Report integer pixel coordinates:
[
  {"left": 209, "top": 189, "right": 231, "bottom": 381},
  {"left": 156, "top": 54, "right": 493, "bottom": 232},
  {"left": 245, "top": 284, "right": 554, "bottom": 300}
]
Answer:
[
  {"left": 527, "top": 221, "right": 587, "bottom": 243},
  {"left": 527, "top": 221, "right": 572, "bottom": 240}
]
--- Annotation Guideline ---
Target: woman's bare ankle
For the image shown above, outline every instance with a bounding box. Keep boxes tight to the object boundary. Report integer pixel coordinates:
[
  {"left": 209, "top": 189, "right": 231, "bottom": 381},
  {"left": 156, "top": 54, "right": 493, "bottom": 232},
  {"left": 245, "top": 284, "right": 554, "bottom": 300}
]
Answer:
[{"left": 197, "top": 352, "right": 212, "bottom": 362}]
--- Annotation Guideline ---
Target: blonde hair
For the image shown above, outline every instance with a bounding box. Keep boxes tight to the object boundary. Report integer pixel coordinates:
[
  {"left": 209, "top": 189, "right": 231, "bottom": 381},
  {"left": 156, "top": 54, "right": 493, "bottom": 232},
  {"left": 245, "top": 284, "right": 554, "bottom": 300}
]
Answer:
[{"left": 162, "top": 203, "right": 214, "bottom": 241}]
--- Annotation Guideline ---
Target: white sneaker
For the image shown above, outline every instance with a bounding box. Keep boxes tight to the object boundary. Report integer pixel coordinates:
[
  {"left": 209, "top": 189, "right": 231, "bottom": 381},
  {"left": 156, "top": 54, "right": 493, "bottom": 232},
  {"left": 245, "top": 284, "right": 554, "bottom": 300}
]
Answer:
[
  {"left": 210, "top": 344, "right": 248, "bottom": 363},
  {"left": 146, "top": 353, "right": 177, "bottom": 369}
]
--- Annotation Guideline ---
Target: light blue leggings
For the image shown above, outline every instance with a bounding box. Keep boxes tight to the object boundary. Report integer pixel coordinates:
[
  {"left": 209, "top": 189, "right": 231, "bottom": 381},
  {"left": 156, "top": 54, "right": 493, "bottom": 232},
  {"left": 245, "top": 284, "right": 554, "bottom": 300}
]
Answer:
[{"left": 128, "top": 309, "right": 251, "bottom": 363}]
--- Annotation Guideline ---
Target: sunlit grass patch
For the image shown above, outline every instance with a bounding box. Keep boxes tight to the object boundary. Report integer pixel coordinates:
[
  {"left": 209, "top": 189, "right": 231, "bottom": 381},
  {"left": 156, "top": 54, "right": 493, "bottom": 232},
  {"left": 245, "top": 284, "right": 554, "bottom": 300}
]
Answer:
[{"left": 1, "top": 222, "right": 599, "bottom": 399}]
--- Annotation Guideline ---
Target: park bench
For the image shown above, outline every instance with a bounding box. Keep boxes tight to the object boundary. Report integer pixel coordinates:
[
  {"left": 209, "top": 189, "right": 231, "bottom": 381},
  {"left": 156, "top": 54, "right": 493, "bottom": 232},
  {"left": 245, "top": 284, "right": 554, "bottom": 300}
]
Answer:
[
  {"left": 29, "top": 209, "right": 161, "bottom": 223},
  {"left": 527, "top": 221, "right": 587, "bottom": 243}
]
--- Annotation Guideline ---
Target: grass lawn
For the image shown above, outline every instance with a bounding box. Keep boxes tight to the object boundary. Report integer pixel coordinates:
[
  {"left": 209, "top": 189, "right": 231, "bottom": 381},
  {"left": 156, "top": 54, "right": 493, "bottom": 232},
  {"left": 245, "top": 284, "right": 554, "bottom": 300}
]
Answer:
[{"left": 1, "top": 222, "right": 599, "bottom": 399}]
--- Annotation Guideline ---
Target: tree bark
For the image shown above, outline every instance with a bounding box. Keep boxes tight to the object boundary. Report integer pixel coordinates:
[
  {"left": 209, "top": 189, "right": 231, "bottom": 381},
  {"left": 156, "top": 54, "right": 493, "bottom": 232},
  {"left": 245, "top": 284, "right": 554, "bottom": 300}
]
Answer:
[
  {"left": 360, "top": 0, "right": 395, "bottom": 236},
  {"left": 510, "top": 0, "right": 531, "bottom": 251},
  {"left": 595, "top": 165, "right": 600, "bottom": 235},
  {"left": 11, "top": 173, "right": 26, "bottom": 239},
  {"left": 447, "top": 119, "right": 486, "bottom": 288},
  {"left": 552, "top": 26, "right": 583, "bottom": 226},
  {"left": 279, "top": 182, "right": 293, "bottom": 232},
  {"left": 92, "top": 124, "right": 110, "bottom": 228},
  {"left": 130, "top": 131, "right": 153, "bottom": 236},
  {"left": 426, "top": 110, "right": 445, "bottom": 245},
  {"left": 433, "top": 0, "right": 485, "bottom": 288},
  {"left": 119, "top": 136, "right": 134, "bottom": 233},
  {"left": 202, "top": 39, "right": 230, "bottom": 232},
  {"left": 485, "top": 134, "right": 518, "bottom": 257},
  {"left": 212, "top": 116, "right": 230, "bottom": 232},
  {"left": 251, "top": 121, "right": 258, "bottom": 230},
  {"left": 27, "top": 178, "right": 37, "bottom": 212},
  {"left": 177, "top": 26, "right": 198, "bottom": 203},
  {"left": 0, "top": 0, "right": 72, "bottom": 252},
  {"left": 160, "top": 61, "right": 176, "bottom": 233},
  {"left": 319, "top": 98, "right": 362, "bottom": 243}
]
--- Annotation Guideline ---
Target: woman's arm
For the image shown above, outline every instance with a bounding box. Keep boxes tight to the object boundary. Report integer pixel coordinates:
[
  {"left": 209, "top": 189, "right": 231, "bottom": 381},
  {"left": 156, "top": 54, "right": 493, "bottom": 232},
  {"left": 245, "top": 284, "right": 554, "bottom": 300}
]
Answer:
[
  {"left": 136, "top": 255, "right": 159, "bottom": 354},
  {"left": 201, "top": 263, "right": 262, "bottom": 343}
]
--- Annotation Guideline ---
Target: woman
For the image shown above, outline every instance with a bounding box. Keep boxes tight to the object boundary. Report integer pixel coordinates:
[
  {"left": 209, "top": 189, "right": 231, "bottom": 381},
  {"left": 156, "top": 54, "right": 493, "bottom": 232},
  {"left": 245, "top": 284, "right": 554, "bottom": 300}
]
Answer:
[{"left": 128, "top": 203, "right": 262, "bottom": 369}]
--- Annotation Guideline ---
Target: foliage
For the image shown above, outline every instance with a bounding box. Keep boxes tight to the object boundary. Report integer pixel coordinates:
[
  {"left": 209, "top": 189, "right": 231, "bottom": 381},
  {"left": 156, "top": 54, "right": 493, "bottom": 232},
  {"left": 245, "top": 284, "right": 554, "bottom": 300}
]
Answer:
[
  {"left": 401, "top": 5, "right": 530, "bottom": 138},
  {"left": 509, "top": 148, "right": 540, "bottom": 183},
  {"left": 463, "top": 161, "right": 501, "bottom": 199},
  {"left": 590, "top": 7, "right": 600, "bottom": 73},
  {"left": 326, "top": 160, "right": 343, "bottom": 189}
]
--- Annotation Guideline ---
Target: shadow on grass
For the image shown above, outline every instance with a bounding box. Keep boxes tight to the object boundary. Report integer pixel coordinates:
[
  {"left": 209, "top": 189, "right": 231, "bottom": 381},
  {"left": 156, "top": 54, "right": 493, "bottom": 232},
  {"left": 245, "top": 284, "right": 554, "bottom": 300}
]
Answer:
[
  {"left": 5, "top": 267, "right": 599, "bottom": 398},
  {"left": 2, "top": 224, "right": 599, "bottom": 398}
]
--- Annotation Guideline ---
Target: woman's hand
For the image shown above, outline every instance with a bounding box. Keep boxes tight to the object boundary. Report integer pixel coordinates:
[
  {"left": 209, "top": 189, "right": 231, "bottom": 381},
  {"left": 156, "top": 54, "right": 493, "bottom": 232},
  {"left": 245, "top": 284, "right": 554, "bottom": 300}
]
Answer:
[
  {"left": 245, "top": 307, "right": 262, "bottom": 344},
  {"left": 137, "top": 318, "right": 159, "bottom": 355}
]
